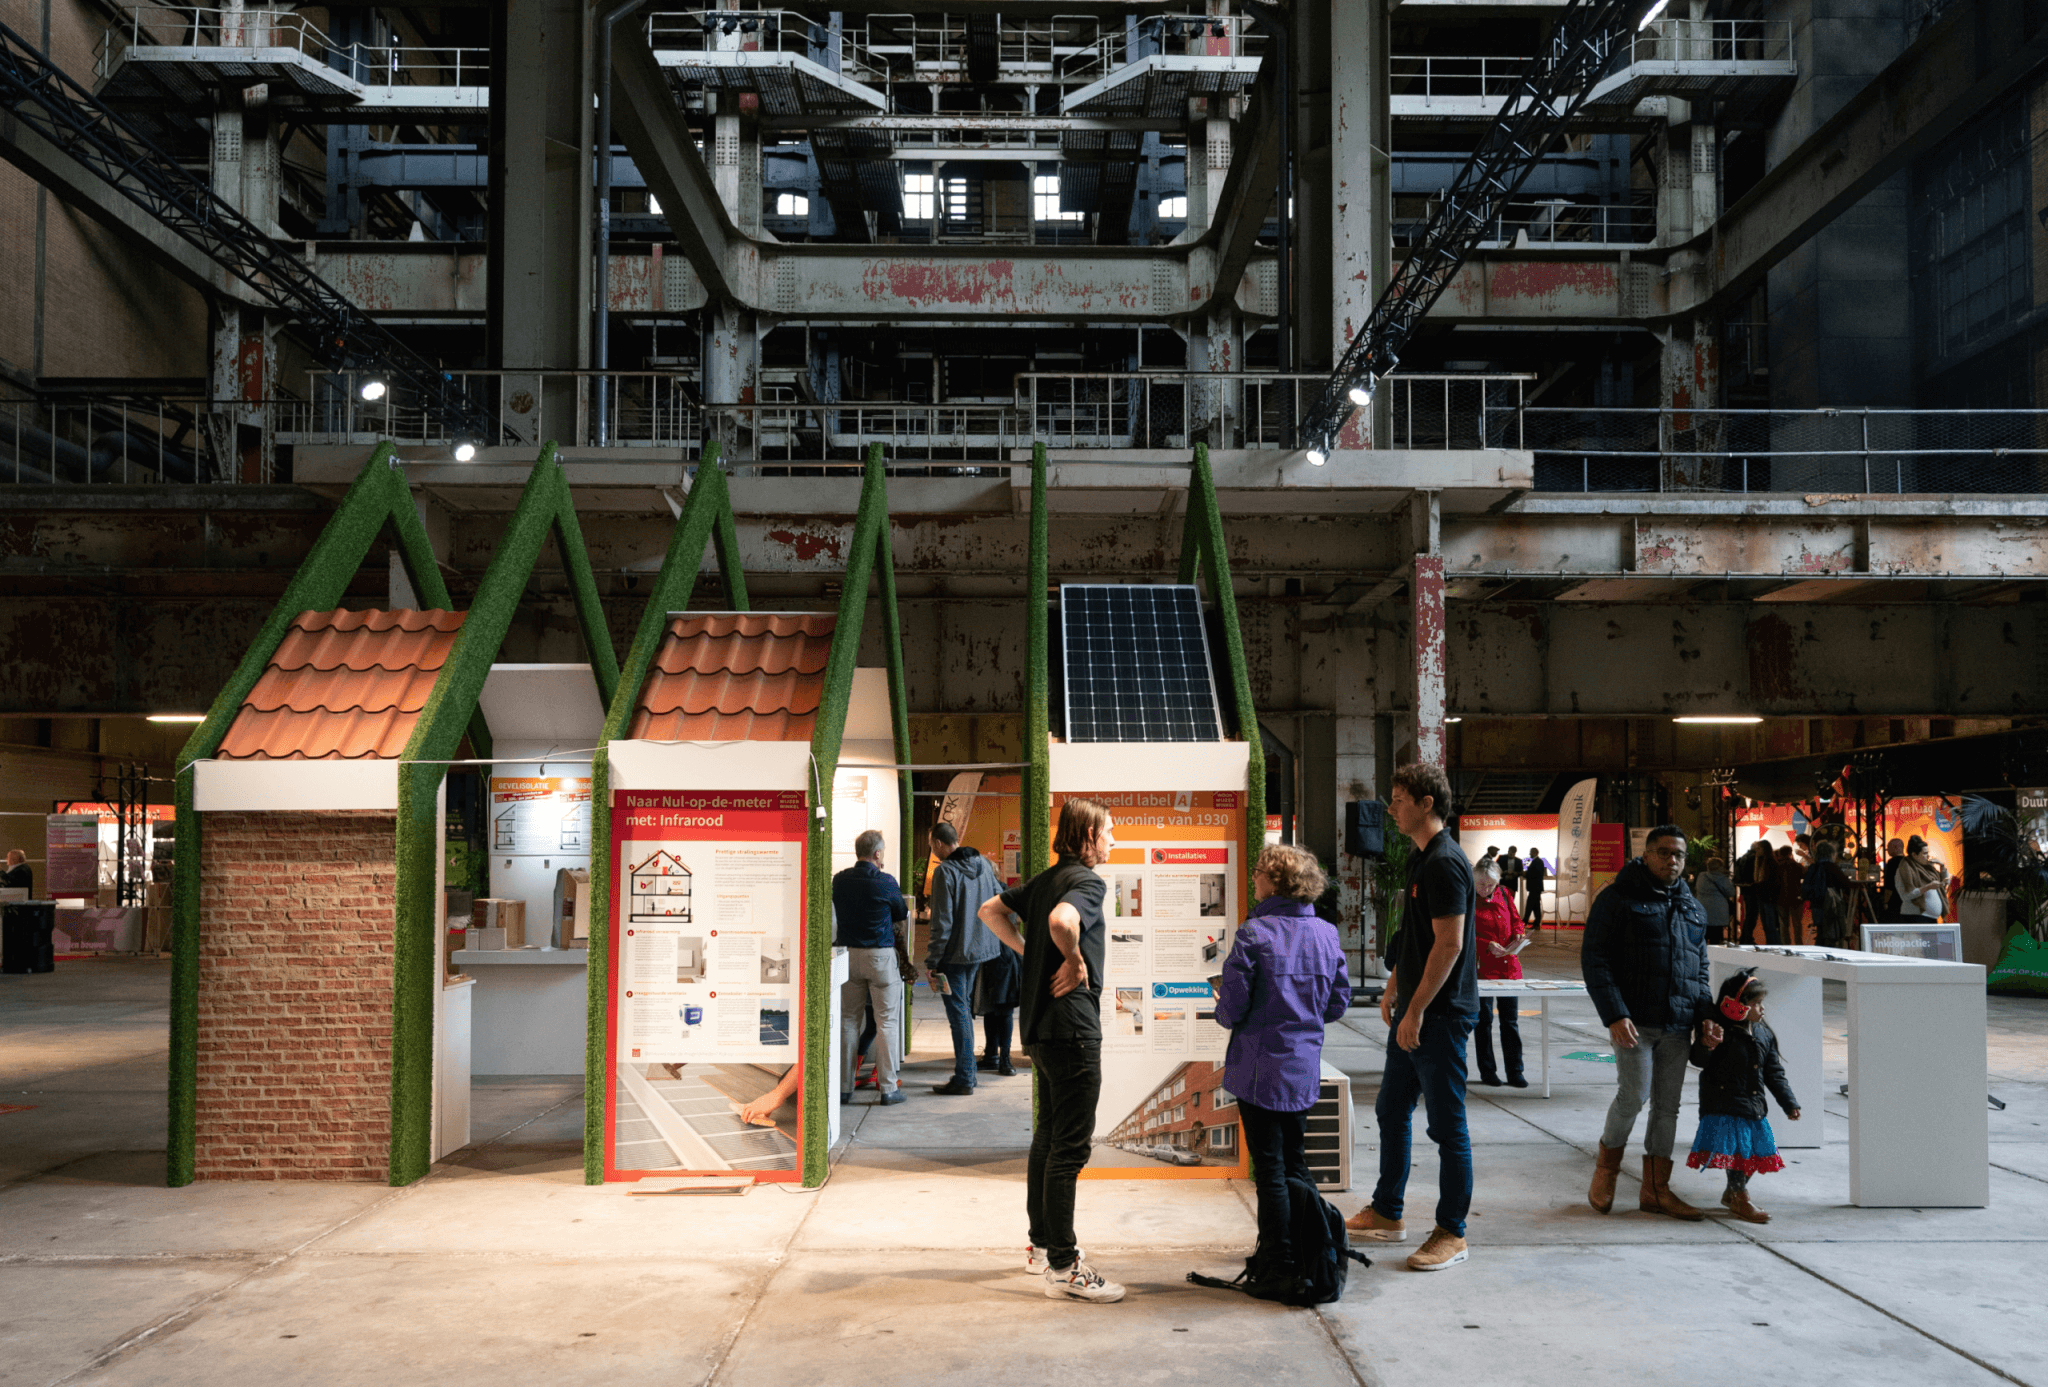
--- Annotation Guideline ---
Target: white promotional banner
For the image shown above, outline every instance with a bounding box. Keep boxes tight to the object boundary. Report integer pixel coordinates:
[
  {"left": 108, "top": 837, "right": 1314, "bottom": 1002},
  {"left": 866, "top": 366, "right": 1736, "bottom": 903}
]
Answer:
[{"left": 1555, "top": 778, "right": 1597, "bottom": 898}]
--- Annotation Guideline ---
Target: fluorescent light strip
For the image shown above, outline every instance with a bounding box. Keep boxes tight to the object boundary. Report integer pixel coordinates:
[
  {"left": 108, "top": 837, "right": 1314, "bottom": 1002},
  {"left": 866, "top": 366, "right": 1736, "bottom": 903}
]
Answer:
[{"left": 1672, "top": 716, "right": 1762, "bottom": 724}]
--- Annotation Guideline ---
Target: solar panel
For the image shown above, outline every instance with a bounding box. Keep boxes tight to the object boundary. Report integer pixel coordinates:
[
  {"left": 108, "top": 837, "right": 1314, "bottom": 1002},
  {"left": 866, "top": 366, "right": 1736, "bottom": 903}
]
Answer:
[{"left": 1061, "top": 584, "right": 1224, "bottom": 743}]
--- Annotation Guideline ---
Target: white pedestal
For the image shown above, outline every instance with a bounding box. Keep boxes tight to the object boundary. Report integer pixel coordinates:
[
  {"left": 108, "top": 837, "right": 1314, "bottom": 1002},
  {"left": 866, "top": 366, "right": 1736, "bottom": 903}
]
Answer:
[
  {"left": 452, "top": 949, "right": 590, "bottom": 1076},
  {"left": 436, "top": 976, "right": 474, "bottom": 1158},
  {"left": 827, "top": 946, "right": 848, "bottom": 1148},
  {"left": 1709, "top": 945, "right": 1988, "bottom": 1207}
]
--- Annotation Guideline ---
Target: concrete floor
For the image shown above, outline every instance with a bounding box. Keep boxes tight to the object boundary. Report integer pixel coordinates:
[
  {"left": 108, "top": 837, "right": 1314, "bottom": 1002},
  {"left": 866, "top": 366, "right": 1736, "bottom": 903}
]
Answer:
[{"left": 3, "top": 942, "right": 2044, "bottom": 1387}]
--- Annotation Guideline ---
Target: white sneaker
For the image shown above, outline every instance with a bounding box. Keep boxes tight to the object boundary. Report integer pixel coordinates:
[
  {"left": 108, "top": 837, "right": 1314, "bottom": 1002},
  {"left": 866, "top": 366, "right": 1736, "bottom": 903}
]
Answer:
[
  {"left": 1043, "top": 1259, "right": 1125, "bottom": 1303},
  {"left": 1025, "top": 1243, "right": 1084, "bottom": 1275}
]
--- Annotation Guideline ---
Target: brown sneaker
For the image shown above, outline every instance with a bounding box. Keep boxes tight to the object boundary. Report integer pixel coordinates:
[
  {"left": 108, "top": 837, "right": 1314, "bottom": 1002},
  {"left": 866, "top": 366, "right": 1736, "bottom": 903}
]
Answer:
[
  {"left": 1406, "top": 1227, "right": 1469, "bottom": 1272},
  {"left": 1344, "top": 1207, "right": 1406, "bottom": 1242}
]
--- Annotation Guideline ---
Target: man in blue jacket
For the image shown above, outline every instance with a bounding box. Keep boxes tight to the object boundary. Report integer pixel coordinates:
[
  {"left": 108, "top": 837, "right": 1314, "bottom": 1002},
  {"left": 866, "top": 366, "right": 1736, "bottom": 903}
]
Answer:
[
  {"left": 1581, "top": 824, "right": 1723, "bottom": 1219},
  {"left": 924, "top": 821, "right": 1002, "bottom": 1095},
  {"left": 834, "top": 829, "right": 909, "bottom": 1106}
]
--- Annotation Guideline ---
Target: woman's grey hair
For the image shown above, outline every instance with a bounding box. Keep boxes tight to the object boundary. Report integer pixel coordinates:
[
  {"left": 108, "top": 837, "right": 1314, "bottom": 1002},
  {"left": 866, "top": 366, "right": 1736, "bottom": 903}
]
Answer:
[{"left": 1474, "top": 859, "right": 1501, "bottom": 886}]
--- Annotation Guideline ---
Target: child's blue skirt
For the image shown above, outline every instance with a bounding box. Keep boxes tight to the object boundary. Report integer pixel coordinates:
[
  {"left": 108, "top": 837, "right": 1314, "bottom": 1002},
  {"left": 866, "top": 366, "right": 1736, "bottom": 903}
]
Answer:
[{"left": 1686, "top": 1113, "right": 1785, "bottom": 1175}]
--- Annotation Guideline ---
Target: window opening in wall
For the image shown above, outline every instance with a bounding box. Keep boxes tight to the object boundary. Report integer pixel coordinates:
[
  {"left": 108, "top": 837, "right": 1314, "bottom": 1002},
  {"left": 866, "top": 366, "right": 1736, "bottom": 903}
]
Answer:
[
  {"left": 1158, "top": 194, "right": 1188, "bottom": 220},
  {"left": 1035, "top": 174, "right": 1082, "bottom": 222},
  {"left": 904, "top": 172, "right": 934, "bottom": 220},
  {"left": 774, "top": 193, "right": 809, "bottom": 216}
]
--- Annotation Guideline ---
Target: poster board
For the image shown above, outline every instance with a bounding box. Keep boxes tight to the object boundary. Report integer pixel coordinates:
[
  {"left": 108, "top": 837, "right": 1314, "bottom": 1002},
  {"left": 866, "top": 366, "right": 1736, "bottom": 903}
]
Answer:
[
  {"left": 44, "top": 814, "right": 100, "bottom": 898},
  {"left": 603, "top": 789, "right": 809, "bottom": 1182},
  {"left": 1585, "top": 823, "right": 1627, "bottom": 915},
  {"left": 1733, "top": 805, "right": 1803, "bottom": 859},
  {"left": 489, "top": 776, "right": 593, "bottom": 856},
  {"left": 1884, "top": 797, "right": 1965, "bottom": 885},
  {"left": 1050, "top": 742, "right": 1253, "bottom": 1183}
]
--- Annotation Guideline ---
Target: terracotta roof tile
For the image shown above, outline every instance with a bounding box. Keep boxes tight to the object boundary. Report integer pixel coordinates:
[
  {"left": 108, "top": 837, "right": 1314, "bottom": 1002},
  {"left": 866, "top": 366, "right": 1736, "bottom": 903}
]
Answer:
[
  {"left": 629, "top": 612, "right": 836, "bottom": 742},
  {"left": 217, "top": 609, "right": 466, "bottom": 760}
]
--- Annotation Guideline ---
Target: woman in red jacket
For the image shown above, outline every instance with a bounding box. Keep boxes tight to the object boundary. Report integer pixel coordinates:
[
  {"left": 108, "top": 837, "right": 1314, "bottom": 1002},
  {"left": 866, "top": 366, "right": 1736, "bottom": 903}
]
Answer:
[{"left": 1472, "top": 858, "right": 1528, "bottom": 1087}]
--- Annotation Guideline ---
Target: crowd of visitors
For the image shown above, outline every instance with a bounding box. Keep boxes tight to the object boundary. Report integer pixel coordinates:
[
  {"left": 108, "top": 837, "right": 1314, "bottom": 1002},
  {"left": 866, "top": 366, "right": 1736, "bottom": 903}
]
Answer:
[{"left": 832, "top": 775, "right": 1861, "bottom": 1299}]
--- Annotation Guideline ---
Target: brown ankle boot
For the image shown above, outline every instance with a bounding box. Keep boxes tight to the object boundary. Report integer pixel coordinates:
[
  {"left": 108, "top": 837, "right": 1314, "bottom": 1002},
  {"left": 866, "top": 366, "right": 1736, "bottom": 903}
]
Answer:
[
  {"left": 1719, "top": 1186, "right": 1770, "bottom": 1224},
  {"left": 1588, "top": 1142, "right": 1624, "bottom": 1214},
  {"left": 1639, "top": 1156, "right": 1705, "bottom": 1220}
]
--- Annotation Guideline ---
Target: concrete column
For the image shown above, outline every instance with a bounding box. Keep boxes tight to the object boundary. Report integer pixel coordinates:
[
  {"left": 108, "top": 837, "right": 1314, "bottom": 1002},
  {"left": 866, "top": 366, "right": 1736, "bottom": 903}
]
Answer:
[
  {"left": 1291, "top": 1, "right": 1330, "bottom": 371},
  {"left": 490, "top": 0, "right": 585, "bottom": 441},
  {"left": 1190, "top": 310, "right": 1243, "bottom": 446},
  {"left": 1408, "top": 488, "right": 1444, "bottom": 766},
  {"left": 1329, "top": 0, "right": 1388, "bottom": 448},
  {"left": 1659, "top": 317, "right": 1723, "bottom": 487}
]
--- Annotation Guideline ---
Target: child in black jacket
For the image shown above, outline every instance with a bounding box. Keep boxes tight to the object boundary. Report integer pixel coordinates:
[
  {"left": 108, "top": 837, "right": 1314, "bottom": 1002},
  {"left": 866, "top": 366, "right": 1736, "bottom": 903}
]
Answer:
[{"left": 1686, "top": 969, "right": 1801, "bottom": 1224}]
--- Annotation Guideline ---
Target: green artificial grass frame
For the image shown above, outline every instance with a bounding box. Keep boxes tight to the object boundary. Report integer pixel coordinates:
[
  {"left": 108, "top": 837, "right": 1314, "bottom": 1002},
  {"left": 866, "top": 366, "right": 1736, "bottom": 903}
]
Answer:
[
  {"left": 583, "top": 447, "right": 748, "bottom": 1185},
  {"left": 1179, "top": 444, "right": 1268, "bottom": 881}
]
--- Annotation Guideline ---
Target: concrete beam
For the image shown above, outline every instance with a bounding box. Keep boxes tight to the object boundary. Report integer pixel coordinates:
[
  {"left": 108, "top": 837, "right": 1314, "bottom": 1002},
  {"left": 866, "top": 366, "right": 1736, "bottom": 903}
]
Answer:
[{"left": 1445, "top": 601, "right": 2048, "bottom": 717}]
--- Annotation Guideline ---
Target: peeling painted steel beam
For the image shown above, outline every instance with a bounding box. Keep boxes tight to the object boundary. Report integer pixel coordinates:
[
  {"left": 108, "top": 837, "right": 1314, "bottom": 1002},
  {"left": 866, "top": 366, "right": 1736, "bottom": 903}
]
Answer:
[
  {"left": 1425, "top": 250, "right": 1645, "bottom": 324},
  {"left": 610, "top": 20, "right": 741, "bottom": 302}
]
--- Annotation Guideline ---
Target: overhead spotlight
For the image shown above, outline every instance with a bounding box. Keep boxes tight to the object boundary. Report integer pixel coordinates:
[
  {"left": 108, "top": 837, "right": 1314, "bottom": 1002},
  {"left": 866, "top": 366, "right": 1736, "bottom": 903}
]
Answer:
[
  {"left": 721, "top": 17, "right": 739, "bottom": 34},
  {"left": 1210, "top": 20, "right": 1227, "bottom": 37},
  {"left": 739, "top": 17, "right": 757, "bottom": 32},
  {"left": 1166, "top": 20, "right": 1185, "bottom": 39},
  {"left": 1347, "top": 375, "right": 1375, "bottom": 408},
  {"left": 359, "top": 378, "right": 387, "bottom": 402},
  {"left": 453, "top": 441, "right": 478, "bottom": 462},
  {"left": 700, "top": 13, "right": 716, "bottom": 30},
  {"left": 1305, "top": 445, "right": 1328, "bottom": 466}
]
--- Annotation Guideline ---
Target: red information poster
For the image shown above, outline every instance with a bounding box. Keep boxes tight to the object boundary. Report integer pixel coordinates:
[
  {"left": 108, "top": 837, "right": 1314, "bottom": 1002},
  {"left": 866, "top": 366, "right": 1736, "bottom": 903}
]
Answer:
[
  {"left": 603, "top": 790, "right": 809, "bottom": 1182},
  {"left": 1052, "top": 790, "right": 1250, "bottom": 1182},
  {"left": 1586, "top": 823, "right": 1628, "bottom": 911},
  {"left": 44, "top": 814, "right": 100, "bottom": 898}
]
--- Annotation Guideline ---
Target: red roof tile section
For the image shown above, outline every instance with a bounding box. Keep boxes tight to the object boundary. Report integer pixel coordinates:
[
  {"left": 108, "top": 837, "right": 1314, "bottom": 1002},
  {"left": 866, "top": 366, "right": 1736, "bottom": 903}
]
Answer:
[
  {"left": 630, "top": 613, "right": 836, "bottom": 742},
  {"left": 217, "top": 609, "right": 466, "bottom": 760}
]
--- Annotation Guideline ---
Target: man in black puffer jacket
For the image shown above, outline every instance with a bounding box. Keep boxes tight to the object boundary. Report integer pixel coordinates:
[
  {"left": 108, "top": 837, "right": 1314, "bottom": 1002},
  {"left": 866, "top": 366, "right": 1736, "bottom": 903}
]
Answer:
[{"left": 1580, "top": 825, "right": 1722, "bottom": 1220}]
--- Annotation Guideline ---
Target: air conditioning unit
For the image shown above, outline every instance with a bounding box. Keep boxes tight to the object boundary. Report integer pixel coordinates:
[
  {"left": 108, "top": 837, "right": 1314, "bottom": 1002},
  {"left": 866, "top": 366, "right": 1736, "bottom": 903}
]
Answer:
[{"left": 1306, "top": 1058, "right": 1355, "bottom": 1192}]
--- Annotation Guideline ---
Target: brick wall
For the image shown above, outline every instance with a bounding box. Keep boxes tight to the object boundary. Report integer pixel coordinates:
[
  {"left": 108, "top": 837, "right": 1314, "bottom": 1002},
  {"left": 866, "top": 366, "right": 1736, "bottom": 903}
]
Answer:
[{"left": 197, "top": 810, "right": 397, "bottom": 1180}]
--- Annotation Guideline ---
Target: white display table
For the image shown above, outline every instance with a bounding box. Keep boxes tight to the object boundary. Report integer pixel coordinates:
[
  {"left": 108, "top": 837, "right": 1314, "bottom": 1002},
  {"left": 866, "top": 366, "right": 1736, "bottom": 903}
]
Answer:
[
  {"left": 1708, "top": 944, "right": 1988, "bottom": 1208},
  {"left": 452, "top": 948, "right": 589, "bottom": 1076},
  {"left": 1475, "top": 979, "right": 1589, "bottom": 1097}
]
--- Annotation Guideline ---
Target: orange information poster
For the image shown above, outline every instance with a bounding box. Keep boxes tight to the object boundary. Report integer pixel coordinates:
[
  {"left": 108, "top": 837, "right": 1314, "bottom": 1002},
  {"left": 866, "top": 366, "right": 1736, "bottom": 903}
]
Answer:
[
  {"left": 1586, "top": 823, "right": 1627, "bottom": 912},
  {"left": 603, "top": 789, "right": 808, "bottom": 1182},
  {"left": 1884, "top": 796, "right": 1965, "bottom": 886},
  {"left": 1052, "top": 789, "right": 1249, "bottom": 1182}
]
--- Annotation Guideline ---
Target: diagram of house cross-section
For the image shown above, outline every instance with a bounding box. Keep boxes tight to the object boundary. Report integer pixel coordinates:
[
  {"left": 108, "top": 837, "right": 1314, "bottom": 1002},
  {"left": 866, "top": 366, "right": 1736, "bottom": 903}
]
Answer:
[{"left": 629, "top": 849, "right": 693, "bottom": 925}]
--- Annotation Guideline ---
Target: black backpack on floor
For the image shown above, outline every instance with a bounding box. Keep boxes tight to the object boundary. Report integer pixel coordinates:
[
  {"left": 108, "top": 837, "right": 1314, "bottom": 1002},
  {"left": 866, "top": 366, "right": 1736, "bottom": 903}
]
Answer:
[{"left": 1187, "top": 1173, "right": 1370, "bottom": 1306}]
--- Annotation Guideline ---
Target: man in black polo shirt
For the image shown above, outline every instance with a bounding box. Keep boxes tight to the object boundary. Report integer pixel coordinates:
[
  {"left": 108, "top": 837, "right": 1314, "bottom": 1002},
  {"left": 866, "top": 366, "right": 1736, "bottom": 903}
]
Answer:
[
  {"left": 1346, "top": 761, "right": 1478, "bottom": 1272},
  {"left": 977, "top": 797, "right": 1123, "bottom": 1304}
]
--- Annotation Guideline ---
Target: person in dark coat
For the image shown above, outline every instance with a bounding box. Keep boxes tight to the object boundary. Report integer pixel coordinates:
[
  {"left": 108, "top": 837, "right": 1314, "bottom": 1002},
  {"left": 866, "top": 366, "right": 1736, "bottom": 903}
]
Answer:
[
  {"left": 925, "top": 822, "right": 1003, "bottom": 1095},
  {"left": 1521, "top": 850, "right": 1548, "bottom": 930},
  {"left": 1687, "top": 969, "right": 1800, "bottom": 1224},
  {"left": 1581, "top": 825, "right": 1723, "bottom": 1220},
  {"left": 974, "top": 931, "right": 1022, "bottom": 1076},
  {"left": 2, "top": 850, "right": 30, "bottom": 894},
  {"left": 1800, "top": 841, "right": 1854, "bottom": 947},
  {"left": 1736, "top": 840, "right": 1777, "bottom": 944},
  {"left": 1213, "top": 843, "right": 1351, "bottom": 1288}
]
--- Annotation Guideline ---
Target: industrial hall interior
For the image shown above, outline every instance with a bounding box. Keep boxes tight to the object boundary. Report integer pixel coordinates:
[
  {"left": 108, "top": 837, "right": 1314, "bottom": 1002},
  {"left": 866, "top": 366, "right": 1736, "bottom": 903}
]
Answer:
[{"left": 5, "top": 0, "right": 2048, "bottom": 1379}]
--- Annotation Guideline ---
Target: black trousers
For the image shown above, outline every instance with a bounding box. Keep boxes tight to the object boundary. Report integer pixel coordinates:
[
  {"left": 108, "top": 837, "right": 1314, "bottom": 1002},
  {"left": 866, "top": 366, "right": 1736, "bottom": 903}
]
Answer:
[
  {"left": 1027, "top": 1038, "right": 1101, "bottom": 1270},
  {"left": 1237, "top": 1099, "right": 1312, "bottom": 1269},
  {"left": 1473, "top": 995, "right": 1523, "bottom": 1080}
]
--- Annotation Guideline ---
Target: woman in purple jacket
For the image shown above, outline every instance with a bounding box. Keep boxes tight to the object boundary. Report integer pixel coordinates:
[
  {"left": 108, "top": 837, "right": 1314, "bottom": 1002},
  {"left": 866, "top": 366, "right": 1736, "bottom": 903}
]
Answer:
[{"left": 1213, "top": 844, "right": 1353, "bottom": 1282}]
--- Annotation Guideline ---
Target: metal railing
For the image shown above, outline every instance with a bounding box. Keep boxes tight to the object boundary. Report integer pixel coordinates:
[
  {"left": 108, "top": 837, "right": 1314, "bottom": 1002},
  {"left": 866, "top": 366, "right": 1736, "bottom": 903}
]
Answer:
[
  {"left": 3, "top": 395, "right": 229, "bottom": 484},
  {"left": 97, "top": 6, "right": 486, "bottom": 86},
  {"left": 1392, "top": 20, "right": 1790, "bottom": 100},
  {"left": 1016, "top": 373, "right": 1530, "bottom": 451},
  {"left": 1515, "top": 407, "right": 2048, "bottom": 494},
  {"left": 1395, "top": 199, "right": 1654, "bottom": 248},
  {"left": 647, "top": 10, "right": 893, "bottom": 87},
  {"left": 1056, "top": 14, "right": 1264, "bottom": 87}
]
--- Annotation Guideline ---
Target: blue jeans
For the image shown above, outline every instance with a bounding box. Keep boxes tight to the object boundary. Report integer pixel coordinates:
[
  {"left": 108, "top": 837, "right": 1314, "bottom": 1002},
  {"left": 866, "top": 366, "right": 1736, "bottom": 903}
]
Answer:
[
  {"left": 939, "top": 961, "right": 982, "bottom": 1087},
  {"left": 1373, "top": 1009, "right": 1475, "bottom": 1238}
]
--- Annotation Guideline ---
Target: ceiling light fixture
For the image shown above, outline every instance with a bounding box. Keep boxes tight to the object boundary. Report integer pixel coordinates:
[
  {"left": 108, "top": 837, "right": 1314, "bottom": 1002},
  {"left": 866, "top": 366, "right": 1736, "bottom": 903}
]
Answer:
[
  {"left": 147, "top": 713, "right": 205, "bottom": 723},
  {"left": 1638, "top": 0, "right": 1671, "bottom": 27},
  {"left": 1672, "top": 715, "right": 1762, "bottom": 724}
]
